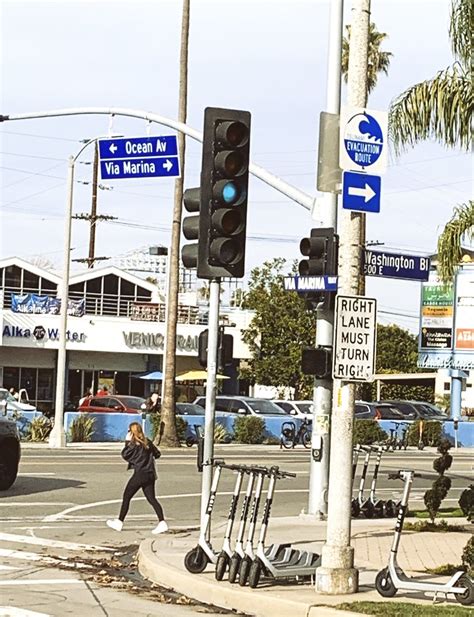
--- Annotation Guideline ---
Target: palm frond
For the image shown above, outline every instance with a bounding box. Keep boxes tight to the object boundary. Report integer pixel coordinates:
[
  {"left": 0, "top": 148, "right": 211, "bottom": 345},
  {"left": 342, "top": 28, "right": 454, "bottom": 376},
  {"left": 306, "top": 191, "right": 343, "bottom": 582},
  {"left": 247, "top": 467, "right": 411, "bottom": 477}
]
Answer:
[
  {"left": 449, "top": 0, "right": 472, "bottom": 68},
  {"left": 389, "top": 64, "right": 473, "bottom": 153},
  {"left": 437, "top": 201, "right": 474, "bottom": 282}
]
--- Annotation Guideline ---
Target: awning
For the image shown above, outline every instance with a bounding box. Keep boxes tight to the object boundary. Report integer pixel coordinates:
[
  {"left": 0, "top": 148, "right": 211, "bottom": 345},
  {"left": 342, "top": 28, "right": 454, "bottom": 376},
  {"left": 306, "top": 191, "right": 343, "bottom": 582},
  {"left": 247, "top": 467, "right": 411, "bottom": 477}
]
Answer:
[
  {"left": 175, "top": 370, "right": 229, "bottom": 382},
  {"left": 133, "top": 371, "right": 163, "bottom": 381}
]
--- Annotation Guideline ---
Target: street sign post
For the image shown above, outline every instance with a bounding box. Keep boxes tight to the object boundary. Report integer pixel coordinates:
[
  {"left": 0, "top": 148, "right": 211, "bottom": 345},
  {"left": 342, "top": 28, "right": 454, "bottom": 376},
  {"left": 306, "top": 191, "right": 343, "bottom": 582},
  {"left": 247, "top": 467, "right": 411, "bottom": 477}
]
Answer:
[
  {"left": 333, "top": 295, "right": 377, "bottom": 382},
  {"left": 362, "top": 249, "right": 431, "bottom": 281},
  {"left": 342, "top": 171, "right": 380, "bottom": 213},
  {"left": 98, "top": 135, "right": 180, "bottom": 180}
]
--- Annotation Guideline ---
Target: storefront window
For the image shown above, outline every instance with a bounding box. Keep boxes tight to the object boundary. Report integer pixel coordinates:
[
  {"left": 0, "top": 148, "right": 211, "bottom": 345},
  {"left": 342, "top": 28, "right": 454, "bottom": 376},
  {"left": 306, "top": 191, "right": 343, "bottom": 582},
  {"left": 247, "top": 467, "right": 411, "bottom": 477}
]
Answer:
[
  {"left": 3, "top": 367, "right": 19, "bottom": 391},
  {"left": 37, "top": 369, "right": 53, "bottom": 401},
  {"left": 20, "top": 368, "right": 37, "bottom": 398}
]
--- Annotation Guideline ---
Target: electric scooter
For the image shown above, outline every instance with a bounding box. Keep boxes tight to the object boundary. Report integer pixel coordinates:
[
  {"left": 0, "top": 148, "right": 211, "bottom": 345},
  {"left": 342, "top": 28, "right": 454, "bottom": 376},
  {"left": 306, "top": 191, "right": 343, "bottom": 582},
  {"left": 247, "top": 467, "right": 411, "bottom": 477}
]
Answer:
[
  {"left": 184, "top": 459, "right": 225, "bottom": 573},
  {"left": 238, "top": 467, "right": 267, "bottom": 586},
  {"left": 214, "top": 464, "right": 247, "bottom": 580},
  {"left": 357, "top": 446, "right": 375, "bottom": 518},
  {"left": 375, "top": 470, "right": 473, "bottom": 605},
  {"left": 248, "top": 466, "right": 320, "bottom": 588},
  {"left": 351, "top": 444, "right": 362, "bottom": 517},
  {"left": 367, "top": 445, "right": 387, "bottom": 518}
]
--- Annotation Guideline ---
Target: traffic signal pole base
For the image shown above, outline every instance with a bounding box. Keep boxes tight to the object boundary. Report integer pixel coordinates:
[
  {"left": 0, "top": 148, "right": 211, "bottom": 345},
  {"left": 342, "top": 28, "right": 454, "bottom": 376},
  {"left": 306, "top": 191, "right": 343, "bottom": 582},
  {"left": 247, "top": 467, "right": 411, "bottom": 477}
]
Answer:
[
  {"left": 48, "top": 426, "right": 66, "bottom": 448},
  {"left": 316, "top": 545, "right": 358, "bottom": 594}
]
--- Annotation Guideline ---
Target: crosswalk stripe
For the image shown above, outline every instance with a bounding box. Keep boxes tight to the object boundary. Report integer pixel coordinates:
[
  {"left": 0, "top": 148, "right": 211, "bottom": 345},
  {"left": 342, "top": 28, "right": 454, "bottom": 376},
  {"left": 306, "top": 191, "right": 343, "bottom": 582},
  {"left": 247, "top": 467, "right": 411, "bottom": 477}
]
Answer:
[
  {"left": 0, "top": 579, "right": 83, "bottom": 586},
  {"left": 0, "top": 532, "right": 112, "bottom": 552},
  {"left": 0, "top": 608, "right": 51, "bottom": 616}
]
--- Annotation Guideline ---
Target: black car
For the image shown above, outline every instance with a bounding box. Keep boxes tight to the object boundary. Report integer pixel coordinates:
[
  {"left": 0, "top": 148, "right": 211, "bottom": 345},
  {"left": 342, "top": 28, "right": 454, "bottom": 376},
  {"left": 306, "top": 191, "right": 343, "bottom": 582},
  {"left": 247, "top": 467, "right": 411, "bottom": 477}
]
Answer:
[
  {"left": 380, "top": 400, "right": 447, "bottom": 421},
  {"left": 0, "top": 410, "right": 21, "bottom": 490},
  {"left": 355, "top": 401, "right": 406, "bottom": 420}
]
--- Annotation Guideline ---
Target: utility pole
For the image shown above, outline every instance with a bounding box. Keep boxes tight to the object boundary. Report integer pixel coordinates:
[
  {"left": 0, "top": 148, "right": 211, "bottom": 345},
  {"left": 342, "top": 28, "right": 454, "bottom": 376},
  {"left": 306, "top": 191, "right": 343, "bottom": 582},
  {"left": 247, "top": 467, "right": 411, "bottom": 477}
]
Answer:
[
  {"left": 316, "top": 0, "right": 370, "bottom": 594},
  {"left": 307, "top": 0, "right": 344, "bottom": 519}
]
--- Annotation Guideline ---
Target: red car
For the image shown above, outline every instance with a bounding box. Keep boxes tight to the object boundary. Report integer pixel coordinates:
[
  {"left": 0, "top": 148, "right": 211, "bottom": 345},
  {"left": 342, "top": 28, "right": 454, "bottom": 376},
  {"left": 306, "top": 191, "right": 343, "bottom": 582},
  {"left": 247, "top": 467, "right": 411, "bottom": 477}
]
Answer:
[{"left": 78, "top": 395, "right": 145, "bottom": 414}]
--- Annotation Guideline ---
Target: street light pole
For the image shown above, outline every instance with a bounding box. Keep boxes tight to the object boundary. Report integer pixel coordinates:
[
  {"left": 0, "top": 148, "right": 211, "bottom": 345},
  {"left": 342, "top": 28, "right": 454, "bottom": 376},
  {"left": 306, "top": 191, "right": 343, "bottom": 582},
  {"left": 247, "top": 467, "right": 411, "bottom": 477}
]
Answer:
[{"left": 48, "top": 136, "right": 120, "bottom": 449}]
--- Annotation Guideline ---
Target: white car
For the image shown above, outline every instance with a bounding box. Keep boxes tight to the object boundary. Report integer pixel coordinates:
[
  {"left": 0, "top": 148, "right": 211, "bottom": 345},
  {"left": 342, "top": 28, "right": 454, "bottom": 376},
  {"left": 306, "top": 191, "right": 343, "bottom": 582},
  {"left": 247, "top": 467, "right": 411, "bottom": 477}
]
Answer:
[
  {"left": 0, "top": 389, "right": 37, "bottom": 414},
  {"left": 273, "top": 400, "right": 313, "bottom": 419}
]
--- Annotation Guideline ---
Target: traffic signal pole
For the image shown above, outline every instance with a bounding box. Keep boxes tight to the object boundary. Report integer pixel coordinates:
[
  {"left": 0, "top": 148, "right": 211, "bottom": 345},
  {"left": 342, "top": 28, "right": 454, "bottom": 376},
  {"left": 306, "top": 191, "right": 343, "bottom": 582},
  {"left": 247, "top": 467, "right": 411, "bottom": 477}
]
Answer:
[
  {"left": 307, "top": 0, "right": 344, "bottom": 518},
  {"left": 316, "top": 0, "right": 370, "bottom": 595},
  {"left": 200, "top": 278, "right": 220, "bottom": 527}
]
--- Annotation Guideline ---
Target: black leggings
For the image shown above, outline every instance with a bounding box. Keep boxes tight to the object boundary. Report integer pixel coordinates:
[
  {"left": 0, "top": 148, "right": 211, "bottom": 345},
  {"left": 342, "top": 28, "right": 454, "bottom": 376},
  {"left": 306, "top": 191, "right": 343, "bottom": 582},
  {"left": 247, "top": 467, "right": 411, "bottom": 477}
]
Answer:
[{"left": 118, "top": 471, "right": 164, "bottom": 522}]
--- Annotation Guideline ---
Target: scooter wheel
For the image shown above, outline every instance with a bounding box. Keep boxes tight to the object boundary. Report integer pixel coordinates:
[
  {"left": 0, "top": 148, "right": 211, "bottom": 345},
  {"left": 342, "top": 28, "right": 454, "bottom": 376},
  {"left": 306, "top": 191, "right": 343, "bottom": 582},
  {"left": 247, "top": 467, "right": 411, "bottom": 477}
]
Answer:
[
  {"left": 228, "top": 554, "right": 241, "bottom": 584},
  {"left": 384, "top": 500, "right": 397, "bottom": 518},
  {"left": 238, "top": 556, "right": 251, "bottom": 586},
  {"left": 351, "top": 500, "right": 361, "bottom": 518},
  {"left": 248, "top": 559, "right": 262, "bottom": 588},
  {"left": 215, "top": 552, "right": 229, "bottom": 581},
  {"left": 185, "top": 437, "right": 195, "bottom": 447},
  {"left": 455, "top": 574, "right": 474, "bottom": 606},
  {"left": 302, "top": 431, "right": 311, "bottom": 449},
  {"left": 375, "top": 568, "right": 397, "bottom": 597},
  {"left": 184, "top": 546, "right": 208, "bottom": 574}
]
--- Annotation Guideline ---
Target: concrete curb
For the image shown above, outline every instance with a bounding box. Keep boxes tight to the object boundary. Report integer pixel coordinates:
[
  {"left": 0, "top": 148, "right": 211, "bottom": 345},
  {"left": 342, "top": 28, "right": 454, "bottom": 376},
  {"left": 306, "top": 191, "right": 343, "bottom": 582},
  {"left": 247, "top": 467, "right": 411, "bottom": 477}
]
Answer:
[{"left": 138, "top": 538, "right": 365, "bottom": 617}]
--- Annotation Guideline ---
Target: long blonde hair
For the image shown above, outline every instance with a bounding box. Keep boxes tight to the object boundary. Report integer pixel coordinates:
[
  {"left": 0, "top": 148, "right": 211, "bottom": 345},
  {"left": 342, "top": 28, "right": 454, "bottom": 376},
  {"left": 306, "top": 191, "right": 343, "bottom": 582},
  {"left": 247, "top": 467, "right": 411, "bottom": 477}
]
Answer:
[{"left": 128, "top": 422, "right": 149, "bottom": 448}]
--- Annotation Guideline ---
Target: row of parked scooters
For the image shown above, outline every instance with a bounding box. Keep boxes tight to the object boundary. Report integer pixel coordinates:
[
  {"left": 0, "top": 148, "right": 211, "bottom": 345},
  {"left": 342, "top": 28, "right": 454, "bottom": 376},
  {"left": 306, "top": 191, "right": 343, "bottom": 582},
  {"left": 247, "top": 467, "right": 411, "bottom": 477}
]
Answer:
[
  {"left": 351, "top": 443, "right": 400, "bottom": 518},
  {"left": 184, "top": 461, "right": 320, "bottom": 588}
]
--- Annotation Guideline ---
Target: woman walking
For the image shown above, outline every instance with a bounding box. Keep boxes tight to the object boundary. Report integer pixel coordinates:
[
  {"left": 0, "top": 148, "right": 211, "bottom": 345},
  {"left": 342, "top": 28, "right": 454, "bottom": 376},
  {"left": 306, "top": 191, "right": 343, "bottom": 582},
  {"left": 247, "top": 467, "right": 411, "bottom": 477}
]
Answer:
[{"left": 106, "top": 422, "right": 168, "bottom": 534}]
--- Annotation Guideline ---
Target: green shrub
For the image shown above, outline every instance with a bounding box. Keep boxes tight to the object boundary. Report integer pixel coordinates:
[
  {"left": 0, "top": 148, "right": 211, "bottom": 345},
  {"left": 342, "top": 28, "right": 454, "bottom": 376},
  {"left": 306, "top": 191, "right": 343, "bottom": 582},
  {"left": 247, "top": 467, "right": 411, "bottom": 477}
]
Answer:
[
  {"left": 459, "top": 485, "right": 474, "bottom": 522},
  {"left": 423, "top": 440, "right": 453, "bottom": 522},
  {"left": 150, "top": 414, "right": 187, "bottom": 443},
  {"left": 461, "top": 536, "right": 474, "bottom": 575},
  {"left": 352, "top": 419, "right": 387, "bottom": 445},
  {"left": 233, "top": 416, "right": 265, "bottom": 444},
  {"left": 407, "top": 420, "right": 443, "bottom": 447},
  {"left": 25, "top": 415, "right": 52, "bottom": 442},
  {"left": 68, "top": 414, "right": 95, "bottom": 442}
]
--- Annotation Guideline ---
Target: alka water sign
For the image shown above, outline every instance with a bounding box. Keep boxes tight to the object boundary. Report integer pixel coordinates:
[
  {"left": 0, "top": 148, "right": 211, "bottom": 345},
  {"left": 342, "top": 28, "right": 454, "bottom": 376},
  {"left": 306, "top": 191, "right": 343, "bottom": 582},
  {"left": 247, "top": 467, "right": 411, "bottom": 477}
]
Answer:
[
  {"left": 2, "top": 324, "right": 86, "bottom": 343},
  {"left": 333, "top": 295, "right": 377, "bottom": 382}
]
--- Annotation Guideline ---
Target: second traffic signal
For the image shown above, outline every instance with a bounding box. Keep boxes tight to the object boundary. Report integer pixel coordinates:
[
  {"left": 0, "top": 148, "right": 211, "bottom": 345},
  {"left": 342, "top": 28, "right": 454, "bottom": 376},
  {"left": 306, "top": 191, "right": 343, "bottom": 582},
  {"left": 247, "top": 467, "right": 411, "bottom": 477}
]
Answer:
[{"left": 298, "top": 227, "right": 338, "bottom": 309}]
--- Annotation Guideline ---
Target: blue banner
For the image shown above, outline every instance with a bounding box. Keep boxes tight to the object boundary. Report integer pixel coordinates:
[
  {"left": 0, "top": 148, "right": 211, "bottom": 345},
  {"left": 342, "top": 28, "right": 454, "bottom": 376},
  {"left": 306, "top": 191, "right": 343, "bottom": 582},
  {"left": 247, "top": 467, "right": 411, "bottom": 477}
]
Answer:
[{"left": 11, "top": 294, "right": 85, "bottom": 317}]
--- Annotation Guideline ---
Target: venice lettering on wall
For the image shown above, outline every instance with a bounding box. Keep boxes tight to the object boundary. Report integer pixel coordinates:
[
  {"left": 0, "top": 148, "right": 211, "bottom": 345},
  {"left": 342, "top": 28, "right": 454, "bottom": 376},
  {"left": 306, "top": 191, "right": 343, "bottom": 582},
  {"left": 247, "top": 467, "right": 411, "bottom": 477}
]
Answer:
[{"left": 123, "top": 331, "right": 198, "bottom": 352}]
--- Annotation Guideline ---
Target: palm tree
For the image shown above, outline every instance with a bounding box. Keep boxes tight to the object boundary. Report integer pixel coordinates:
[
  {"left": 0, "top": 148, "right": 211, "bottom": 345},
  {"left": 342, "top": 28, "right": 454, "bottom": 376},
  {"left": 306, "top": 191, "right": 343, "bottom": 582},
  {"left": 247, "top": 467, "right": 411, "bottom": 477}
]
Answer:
[
  {"left": 341, "top": 22, "right": 393, "bottom": 94},
  {"left": 159, "top": 0, "right": 190, "bottom": 447},
  {"left": 390, "top": 0, "right": 472, "bottom": 153},
  {"left": 437, "top": 201, "right": 474, "bottom": 281},
  {"left": 389, "top": 0, "right": 473, "bottom": 281}
]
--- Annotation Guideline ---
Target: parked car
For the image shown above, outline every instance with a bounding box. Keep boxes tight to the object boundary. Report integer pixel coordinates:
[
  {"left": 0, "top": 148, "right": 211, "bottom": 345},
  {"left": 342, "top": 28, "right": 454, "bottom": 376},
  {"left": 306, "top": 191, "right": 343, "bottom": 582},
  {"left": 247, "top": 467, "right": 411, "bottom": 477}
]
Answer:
[
  {"left": 0, "top": 403, "right": 21, "bottom": 490},
  {"left": 78, "top": 395, "right": 145, "bottom": 414},
  {"left": 273, "top": 400, "right": 313, "bottom": 419},
  {"left": 0, "top": 388, "right": 37, "bottom": 414},
  {"left": 176, "top": 402, "right": 206, "bottom": 416},
  {"left": 193, "top": 395, "right": 289, "bottom": 417},
  {"left": 379, "top": 400, "right": 447, "bottom": 421},
  {"left": 355, "top": 401, "right": 406, "bottom": 421}
]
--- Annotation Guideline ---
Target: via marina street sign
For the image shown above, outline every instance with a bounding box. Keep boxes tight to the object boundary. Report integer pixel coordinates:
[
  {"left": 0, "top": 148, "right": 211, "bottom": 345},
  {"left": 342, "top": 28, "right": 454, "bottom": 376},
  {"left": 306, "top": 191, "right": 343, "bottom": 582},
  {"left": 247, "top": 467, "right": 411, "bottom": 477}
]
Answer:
[{"left": 98, "top": 135, "right": 180, "bottom": 180}]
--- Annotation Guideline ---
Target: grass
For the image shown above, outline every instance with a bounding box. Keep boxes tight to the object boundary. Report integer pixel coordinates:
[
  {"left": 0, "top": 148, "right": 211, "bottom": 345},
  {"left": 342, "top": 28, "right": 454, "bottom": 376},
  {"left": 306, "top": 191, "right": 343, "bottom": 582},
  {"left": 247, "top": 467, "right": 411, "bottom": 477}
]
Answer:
[
  {"left": 425, "top": 563, "right": 463, "bottom": 575},
  {"left": 335, "top": 601, "right": 473, "bottom": 616},
  {"left": 404, "top": 519, "right": 466, "bottom": 533},
  {"left": 409, "top": 508, "right": 465, "bottom": 519}
]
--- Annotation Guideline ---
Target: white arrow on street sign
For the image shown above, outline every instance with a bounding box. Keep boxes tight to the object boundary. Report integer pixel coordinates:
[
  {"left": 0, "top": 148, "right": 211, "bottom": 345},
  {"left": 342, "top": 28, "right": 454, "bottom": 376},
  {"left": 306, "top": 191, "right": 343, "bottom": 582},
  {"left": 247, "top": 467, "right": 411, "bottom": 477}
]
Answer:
[
  {"left": 109, "top": 144, "right": 117, "bottom": 154},
  {"left": 348, "top": 183, "right": 376, "bottom": 203},
  {"left": 163, "top": 159, "right": 173, "bottom": 172}
]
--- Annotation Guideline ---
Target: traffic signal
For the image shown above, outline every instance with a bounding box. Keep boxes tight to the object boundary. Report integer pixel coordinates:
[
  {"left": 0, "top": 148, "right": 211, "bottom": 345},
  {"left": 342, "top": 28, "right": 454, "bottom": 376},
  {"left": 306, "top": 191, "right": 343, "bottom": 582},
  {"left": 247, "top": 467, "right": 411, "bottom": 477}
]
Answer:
[
  {"left": 298, "top": 227, "right": 338, "bottom": 309},
  {"left": 181, "top": 187, "right": 201, "bottom": 269},
  {"left": 198, "top": 328, "right": 233, "bottom": 370},
  {"left": 197, "top": 107, "right": 251, "bottom": 279},
  {"left": 301, "top": 346, "right": 332, "bottom": 379}
]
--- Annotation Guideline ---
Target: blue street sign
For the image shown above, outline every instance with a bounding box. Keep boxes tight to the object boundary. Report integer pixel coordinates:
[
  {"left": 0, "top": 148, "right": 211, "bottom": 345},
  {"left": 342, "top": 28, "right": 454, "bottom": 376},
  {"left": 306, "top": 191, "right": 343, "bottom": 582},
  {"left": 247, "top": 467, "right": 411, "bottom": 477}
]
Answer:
[
  {"left": 98, "top": 135, "right": 180, "bottom": 180},
  {"left": 339, "top": 107, "right": 388, "bottom": 174},
  {"left": 362, "top": 249, "right": 431, "bottom": 281},
  {"left": 98, "top": 136, "right": 178, "bottom": 160},
  {"left": 343, "top": 171, "right": 381, "bottom": 213},
  {"left": 283, "top": 276, "right": 338, "bottom": 293}
]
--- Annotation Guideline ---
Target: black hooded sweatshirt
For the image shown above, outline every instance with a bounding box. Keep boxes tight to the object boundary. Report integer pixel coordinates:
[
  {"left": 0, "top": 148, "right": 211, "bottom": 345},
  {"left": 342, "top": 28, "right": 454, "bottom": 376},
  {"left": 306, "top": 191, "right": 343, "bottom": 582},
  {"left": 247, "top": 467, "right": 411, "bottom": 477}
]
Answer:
[{"left": 121, "top": 439, "right": 161, "bottom": 478}]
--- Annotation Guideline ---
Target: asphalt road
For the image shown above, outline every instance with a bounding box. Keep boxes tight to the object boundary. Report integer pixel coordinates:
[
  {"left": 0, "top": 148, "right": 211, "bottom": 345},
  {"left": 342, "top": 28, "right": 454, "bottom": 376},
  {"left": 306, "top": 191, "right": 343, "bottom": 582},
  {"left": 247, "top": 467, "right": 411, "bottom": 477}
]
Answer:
[{"left": 0, "top": 444, "right": 472, "bottom": 617}]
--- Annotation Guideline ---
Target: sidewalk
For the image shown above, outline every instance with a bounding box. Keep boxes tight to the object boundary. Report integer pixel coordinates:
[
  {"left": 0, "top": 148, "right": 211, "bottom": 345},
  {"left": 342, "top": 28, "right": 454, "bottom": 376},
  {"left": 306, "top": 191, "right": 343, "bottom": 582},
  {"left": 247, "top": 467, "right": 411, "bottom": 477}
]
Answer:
[{"left": 138, "top": 516, "right": 471, "bottom": 617}]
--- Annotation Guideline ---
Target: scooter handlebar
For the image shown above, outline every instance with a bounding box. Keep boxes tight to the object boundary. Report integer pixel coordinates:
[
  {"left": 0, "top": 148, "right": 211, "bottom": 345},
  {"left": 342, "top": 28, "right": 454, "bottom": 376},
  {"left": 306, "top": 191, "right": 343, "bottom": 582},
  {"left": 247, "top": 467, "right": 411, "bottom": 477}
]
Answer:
[{"left": 388, "top": 470, "right": 422, "bottom": 480}]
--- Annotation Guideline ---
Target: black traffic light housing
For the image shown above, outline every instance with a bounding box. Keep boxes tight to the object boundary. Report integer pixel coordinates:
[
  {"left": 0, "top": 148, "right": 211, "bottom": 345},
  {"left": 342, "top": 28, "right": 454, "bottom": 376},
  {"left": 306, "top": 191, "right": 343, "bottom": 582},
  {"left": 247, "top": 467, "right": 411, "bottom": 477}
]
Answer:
[
  {"left": 181, "top": 187, "right": 201, "bottom": 269},
  {"left": 302, "top": 346, "right": 332, "bottom": 379},
  {"left": 298, "top": 227, "right": 338, "bottom": 310},
  {"left": 197, "top": 107, "right": 251, "bottom": 279},
  {"left": 198, "top": 328, "right": 233, "bottom": 372}
]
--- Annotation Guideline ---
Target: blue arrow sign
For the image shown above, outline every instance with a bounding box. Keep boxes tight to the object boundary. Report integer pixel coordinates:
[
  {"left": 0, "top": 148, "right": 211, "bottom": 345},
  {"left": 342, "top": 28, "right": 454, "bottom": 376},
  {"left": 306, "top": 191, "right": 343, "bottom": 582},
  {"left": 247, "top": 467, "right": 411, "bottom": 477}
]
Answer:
[
  {"left": 362, "top": 249, "right": 431, "bottom": 281},
  {"left": 98, "top": 136, "right": 178, "bottom": 160},
  {"left": 283, "top": 276, "right": 338, "bottom": 293},
  {"left": 342, "top": 171, "right": 381, "bottom": 213},
  {"left": 98, "top": 135, "right": 180, "bottom": 180}
]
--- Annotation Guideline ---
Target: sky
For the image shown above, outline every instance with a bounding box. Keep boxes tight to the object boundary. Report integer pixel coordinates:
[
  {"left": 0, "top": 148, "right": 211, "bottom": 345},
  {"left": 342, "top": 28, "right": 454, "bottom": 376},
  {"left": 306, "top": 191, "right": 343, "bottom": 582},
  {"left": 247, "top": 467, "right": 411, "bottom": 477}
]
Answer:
[{"left": 0, "top": 0, "right": 472, "bottom": 333}]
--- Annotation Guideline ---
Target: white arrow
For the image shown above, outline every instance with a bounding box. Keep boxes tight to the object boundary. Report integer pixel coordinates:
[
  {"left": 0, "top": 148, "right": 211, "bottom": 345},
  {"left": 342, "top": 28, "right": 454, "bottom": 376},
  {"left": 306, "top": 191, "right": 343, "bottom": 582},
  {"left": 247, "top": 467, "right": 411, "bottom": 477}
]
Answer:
[
  {"left": 348, "top": 183, "right": 376, "bottom": 202},
  {"left": 109, "top": 143, "right": 117, "bottom": 154},
  {"left": 163, "top": 159, "right": 173, "bottom": 172}
]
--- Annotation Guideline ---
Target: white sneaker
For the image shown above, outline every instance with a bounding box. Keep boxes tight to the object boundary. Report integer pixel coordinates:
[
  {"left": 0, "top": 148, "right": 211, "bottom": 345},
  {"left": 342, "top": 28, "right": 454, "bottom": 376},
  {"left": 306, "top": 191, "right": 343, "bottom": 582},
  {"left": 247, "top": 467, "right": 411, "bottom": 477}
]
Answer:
[
  {"left": 152, "top": 520, "right": 169, "bottom": 535},
  {"left": 106, "top": 519, "right": 123, "bottom": 532}
]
